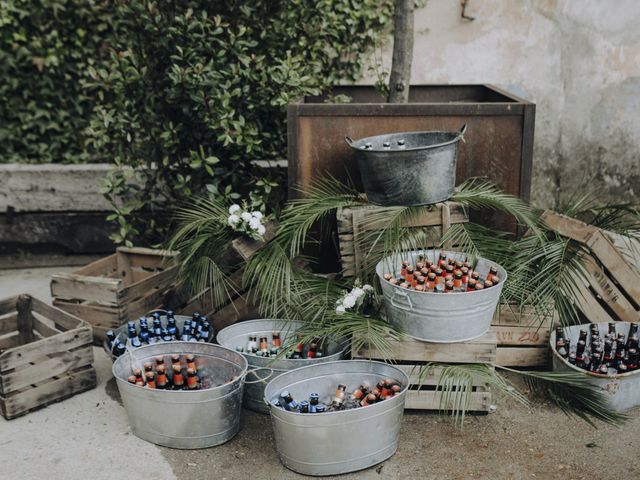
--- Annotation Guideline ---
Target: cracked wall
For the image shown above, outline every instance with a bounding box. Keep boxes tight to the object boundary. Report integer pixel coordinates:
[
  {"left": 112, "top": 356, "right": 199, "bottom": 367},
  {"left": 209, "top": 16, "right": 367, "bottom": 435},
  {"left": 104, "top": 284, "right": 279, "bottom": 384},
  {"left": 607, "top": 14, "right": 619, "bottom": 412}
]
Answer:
[{"left": 361, "top": 0, "right": 640, "bottom": 208}]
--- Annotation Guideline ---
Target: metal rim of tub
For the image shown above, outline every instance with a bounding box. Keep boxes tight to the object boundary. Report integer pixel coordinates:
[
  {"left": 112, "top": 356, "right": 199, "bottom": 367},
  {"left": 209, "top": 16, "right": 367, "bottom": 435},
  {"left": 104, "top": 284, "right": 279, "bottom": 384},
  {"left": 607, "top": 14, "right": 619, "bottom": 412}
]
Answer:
[{"left": 345, "top": 124, "right": 467, "bottom": 153}]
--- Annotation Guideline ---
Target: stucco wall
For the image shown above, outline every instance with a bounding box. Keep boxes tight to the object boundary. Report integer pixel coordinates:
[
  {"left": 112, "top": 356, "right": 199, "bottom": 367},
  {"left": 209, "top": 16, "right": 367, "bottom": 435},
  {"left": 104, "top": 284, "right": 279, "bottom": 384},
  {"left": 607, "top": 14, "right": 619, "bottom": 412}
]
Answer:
[{"left": 361, "top": 0, "right": 640, "bottom": 208}]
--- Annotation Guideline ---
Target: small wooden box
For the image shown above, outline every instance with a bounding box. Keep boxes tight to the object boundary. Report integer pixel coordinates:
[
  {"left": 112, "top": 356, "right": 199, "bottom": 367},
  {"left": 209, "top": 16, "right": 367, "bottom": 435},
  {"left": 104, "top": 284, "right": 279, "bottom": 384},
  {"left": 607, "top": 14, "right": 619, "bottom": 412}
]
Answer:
[
  {"left": 51, "top": 246, "right": 179, "bottom": 342},
  {"left": 336, "top": 202, "right": 469, "bottom": 279},
  {"left": 0, "top": 295, "right": 96, "bottom": 419},
  {"left": 352, "top": 332, "right": 496, "bottom": 412}
]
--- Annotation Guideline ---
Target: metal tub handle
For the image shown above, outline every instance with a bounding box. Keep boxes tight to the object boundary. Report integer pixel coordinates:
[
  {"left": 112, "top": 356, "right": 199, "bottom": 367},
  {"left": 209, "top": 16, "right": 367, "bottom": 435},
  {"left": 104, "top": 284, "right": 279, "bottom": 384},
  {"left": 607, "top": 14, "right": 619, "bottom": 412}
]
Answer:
[
  {"left": 244, "top": 367, "right": 274, "bottom": 385},
  {"left": 390, "top": 288, "right": 413, "bottom": 312},
  {"left": 344, "top": 136, "right": 354, "bottom": 146},
  {"left": 458, "top": 124, "right": 468, "bottom": 143}
]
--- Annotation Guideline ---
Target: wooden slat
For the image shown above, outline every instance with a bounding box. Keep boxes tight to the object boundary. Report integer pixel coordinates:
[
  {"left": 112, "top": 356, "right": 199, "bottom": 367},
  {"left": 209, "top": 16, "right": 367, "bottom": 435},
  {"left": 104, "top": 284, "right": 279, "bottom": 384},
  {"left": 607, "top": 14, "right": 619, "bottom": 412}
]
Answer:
[
  {"left": 118, "top": 246, "right": 177, "bottom": 268},
  {"left": 74, "top": 254, "right": 117, "bottom": 277},
  {"left": 115, "top": 248, "right": 134, "bottom": 287},
  {"left": 496, "top": 347, "right": 548, "bottom": 367},
  {"left": 32, "top": 314, "right": 63, "bottom": 338},
  {"left": 0, "top": 345, "right": 93, "bottom": 395},
  {"left": 405, "top": 389, "right": 491, "bottom": 412},
  {"left": 52, "top": 300, "right": 120, "bottom": 329},
  {"left": 582, "top": 256, "right": 639, "bottom": 322},
  {"left": 574, "top": 282, "right": 615, "bottom": 324},
  {"left": 50, "top": 273, "right": 121, "bottom": 305},
  {"left": 491, "top": 325, "right": 550, "bottom": 347},
  {"left": 0, "top": 366, "right": 96, "bottom": 420},
  {"left": 352, "top": 332, "right": 497, "bottom": 364},
  {"left": 119, "top": 264, "right": 178, "bottom": 303},
  {"left": 210, "top": 293, "right": 258, "bottom": 332},
  {"left": 0, "top": 333, "right": 21, "bottom": 351},
  {"left": 121, "top": 285, "right": 172, "bottom": 320},
  {"left": 347, "top": 203, "right": 468, "bottom": 232},
  {"left": 0, "top": 327, "right": 92, "bottom": 372},
  {"left": 231, "top": 219, "right": 278, "bottom": 261},
  {"left": 394, "top": 364, "right": 491, "bottom": 386},
  {"left": 30, "top": 297, "right": 85, "bottom": 332},
  {"left": 0, "top": 296, "right": 18, "bottom": 316},
  {"left": 16, "top": 295, "right": 34, "bottom": 345},
  {"left": 0, "top": 312, "right": 18, "bottom": 336},
  {"left": 131, "top": 269, "right": 155, "bottom": 283}
]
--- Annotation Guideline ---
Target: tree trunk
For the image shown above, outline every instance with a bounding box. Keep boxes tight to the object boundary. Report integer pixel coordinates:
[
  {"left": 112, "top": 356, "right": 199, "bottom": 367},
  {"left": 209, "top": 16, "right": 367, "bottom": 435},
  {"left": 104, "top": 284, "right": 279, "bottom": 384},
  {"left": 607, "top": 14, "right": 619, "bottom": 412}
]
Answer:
[{"left": 388, "top": 0, "right": 415, "bottom": 103}]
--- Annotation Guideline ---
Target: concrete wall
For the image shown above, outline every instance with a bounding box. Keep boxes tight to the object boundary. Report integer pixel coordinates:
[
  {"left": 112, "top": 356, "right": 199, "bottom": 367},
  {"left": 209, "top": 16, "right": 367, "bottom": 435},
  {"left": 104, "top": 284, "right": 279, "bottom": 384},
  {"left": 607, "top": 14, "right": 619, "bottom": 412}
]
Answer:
[{"left": 361, "top": 0, "right": 640, "bottom": 208}]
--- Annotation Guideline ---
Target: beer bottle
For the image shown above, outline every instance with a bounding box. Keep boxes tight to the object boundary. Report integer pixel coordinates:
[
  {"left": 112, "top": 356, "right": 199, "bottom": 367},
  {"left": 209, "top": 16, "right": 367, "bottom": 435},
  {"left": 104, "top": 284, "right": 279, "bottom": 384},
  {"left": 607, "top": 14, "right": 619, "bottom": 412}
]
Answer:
[
  {"left": 279, "top": 391, "right": 298, "bottom": 411},
  {"left": 614, "top": 347, "right": 626, "bottom": 371},
  {"left": 598, "top": 364, "right": 608, "bottom": 375},
  {"left": 474, "top": 283, "right": 485, "bottom": 291},
  {"left": 487, "top": 267, "right": 498, "bottom": 283},
  {"left": 603, "top": 338, "right": 614, "bottom": 366},
  {"left": 420, "top": 266, "right": 430, "bottom": 277},
  {"left": 156, "top": 365, "right": 169, "bottom": 389},
  {"left": 381, "top": 379, "right": 393, "bottom": 399},
  {"left": 453, "top": 270, "right": 463, "bottom": 289},
  {"left": 589, "top": 323, "right": 600, "bottom": 337},
  {"left": 555, "top": 327, "right": 568, "bottom": 358},
  {"left": 128, "top": 326, "right": 142, "bottom": 348},
  {"left": 291, "top": 337, "right": 304, "bottom": 359},
  {"left": 483, "top": 280, "right": 494, "bottom": 289},
  {"left": 383, "top": 273, "right": 393, "bottom": 282},
  {"left": 133, "top": 368, "right": 145, "bottom": 387},
  {"left": 161, "top": 328, "right": 172, "bottom": 342},
  {"left": 426, "top": 272, "right": 437, "bottom": 291},
  {"left": 415, "top": 284, "right": 425, "bottom": 292},
  {"left": 172, "top": 365, "right": 185, "bottom": 390},
  {"left": 309, "top": 392, "right": 320, "bottom": 413},
  {"left": 298, "top": 400, "right": 310, "bottom": 413},
  {"left": 170, "top": 354, "right": 181, "bottom": 369},
  {"left": 106, "top": 330, "right": 116, "bottom": 349},
  {"left": 153, "top": 326, "right": 163, "bottom": 343},
  {"left": 405, "top": 265, "right": 414, "bottom": 283},
  {"left": 246, "top": 335, "right": 258, "bottom": 353},
  {"left": 627, "top": 323, "right": 639, "bottom": 350},
  {"left": 259, "top": 336, "right": 269, "bottom": 354},
  {"left": 412, "top": 271, "right": 420, "bottom": 288},
  {"left": 139, "top": 323, "right": 150, "bottom": 344},
  {"left": 351, "top": 383, "right": 369, "bottom": 401},
  {"left": 235, "top": 346, "right": 244, "bottom": 353},
  {"left": 315, "top": 404, "right": 327, "bottom": 413},
  {"left": 471, "top": 271, "right": 480, "bottom": 282},
  {"left": 627, "top": 348, "right": 638, "bottom": 371},
  {"left": 270, "top": 347, "right": 279, "bottom": 357},
  {"left": 127, "top": 375, "right": 136, "bottom": 385},
  {"left": 271, "top": 332, "right": 282, "bottom": 349},
  {"left": 152, "top": 312, "right": 162, "bottom": 329},
  {"left": 460, "top": 266, "right": 469, "bottom": 284},
  {"left": 185, "top": 354, "right": 197, "bottom": 372},
  {"left": 360, "top": 393, "right": 378, "bottom": 407},
  {"left": 167, "top": 316, "right": 179, "bottom": 340},
  {"left": 608, "top": 322, "right": 616, "bottom": 337},
  {"left": 590, "top": 351, "right": 603, "bottom": 373},
  {"left": 114, "top": 341, "right": 126, "bottom": 357},
  {"left": 307, "top": 342, "right": 318, "bottom": 359},
  {"left": 568, "top": 352, "right": 577, "bottom": 365},
  {"left": 466, "top": 278, "right": 477, "bottom": 292},
  {"left": 389, "top": 278, "right": 399, "bottom": 286},
  {"left": 186, "top": 368, "right": 199, "bottom": 390},
  {"left": 400, "top": 260, "right": 409, "bottom": 277},
  {"left": 445, "top": 281, "right": 454, "bottom": 293},
  {"left": 490, "top": 276, "right": 500, "bottom": 285},
  {"left": 143, "top": 362, "right": 154, "bottom": 373},
  {"left": 438, "top": 252, "right": 447, "bottom": 265},
  {"left": 145, "top": 372, "right": 157, "bottom": 389},
  {"left": 330, "top": 384, "right": 347, "bottom": 410},
  {"left": 617, "top": 363, "right": 628, "bottom": 374}
]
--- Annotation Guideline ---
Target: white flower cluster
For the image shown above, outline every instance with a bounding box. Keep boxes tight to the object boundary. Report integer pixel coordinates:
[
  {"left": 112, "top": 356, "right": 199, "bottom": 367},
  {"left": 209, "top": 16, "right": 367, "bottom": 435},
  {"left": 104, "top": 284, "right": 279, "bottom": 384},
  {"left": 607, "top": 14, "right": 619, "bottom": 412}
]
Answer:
[
  {"left": 336, "top": 283, "right": 374, "bottom": 315},
  {"left": 227, "top": 204, "right": 266, "bottom": 239}
]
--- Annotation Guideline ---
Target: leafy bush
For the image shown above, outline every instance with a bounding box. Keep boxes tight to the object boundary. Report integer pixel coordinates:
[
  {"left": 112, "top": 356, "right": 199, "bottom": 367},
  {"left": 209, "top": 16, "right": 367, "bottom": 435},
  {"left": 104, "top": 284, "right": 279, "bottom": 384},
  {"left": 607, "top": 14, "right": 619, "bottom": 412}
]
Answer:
[
  {"left": 86, "top": 0, "right": 394, "bottom": 244},
  {"left": 0, "top": 0, "right": 114, "bottom": 163}
]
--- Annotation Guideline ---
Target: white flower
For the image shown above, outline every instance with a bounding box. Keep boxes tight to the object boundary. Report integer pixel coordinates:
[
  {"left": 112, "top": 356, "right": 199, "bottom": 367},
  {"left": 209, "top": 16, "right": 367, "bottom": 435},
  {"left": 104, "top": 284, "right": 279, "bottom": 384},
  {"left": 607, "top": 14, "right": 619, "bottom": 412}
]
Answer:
[
  {"left": 342, "top": 294, "right": 356, "bottom": 309},
  {"left": 351, "top": 287, "right": 364, "bottom": 298},
  {"left": 241, "top": 212, "right": 253, "bottom": 222},
  {"left": 228, "top": 204, "right": 241, "bottom": 214},
  {"left": 249, "top": 217, "right": 261, "bottom": 230},
  {"left": 257, "top": 224, "right": 266, "bottom": 236},
  {"left": 336, "top": 305, "right": 346, "bottom": 315},
  {"left": 363, "top": 284, "right": 373, "bottom": 291},
  {"left": 227, "top": 214, "right": 240, "bottom": 226},
  {"left": 251, "top": 211, "right": 263, "bottom": 220}
]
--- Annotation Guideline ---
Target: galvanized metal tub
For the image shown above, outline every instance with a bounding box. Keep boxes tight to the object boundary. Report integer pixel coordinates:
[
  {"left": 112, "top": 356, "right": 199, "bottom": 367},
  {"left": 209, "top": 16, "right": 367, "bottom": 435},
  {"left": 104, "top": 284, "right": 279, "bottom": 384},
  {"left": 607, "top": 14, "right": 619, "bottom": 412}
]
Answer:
[
  {"left": 551, "top": 322, "right": 640, "bottom": 412},
  {"left": 104, "top": 313, "right": 214, "bottom": 361},
  {"left": 112, "top": 341, "right": 247, "bottom": 449},
  {"left": 377, "top": 249, "right": 506, "bottom": 343},
  {"left": 216, "top": 319, "right": 347, "bottom": 413},
  {"left": 264, "top": 360, "right": 409, "bottom": 476},
  {"left": 345, "top": 125, "right": 466, "bottom": 206}
]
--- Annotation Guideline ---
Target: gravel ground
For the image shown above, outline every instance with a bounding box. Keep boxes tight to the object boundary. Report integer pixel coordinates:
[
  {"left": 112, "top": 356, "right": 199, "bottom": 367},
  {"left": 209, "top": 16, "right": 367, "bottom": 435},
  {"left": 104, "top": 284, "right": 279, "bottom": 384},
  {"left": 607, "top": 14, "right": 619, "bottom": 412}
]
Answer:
[{"left": 1, "top": 267, "right": 639, "bottom": 480}]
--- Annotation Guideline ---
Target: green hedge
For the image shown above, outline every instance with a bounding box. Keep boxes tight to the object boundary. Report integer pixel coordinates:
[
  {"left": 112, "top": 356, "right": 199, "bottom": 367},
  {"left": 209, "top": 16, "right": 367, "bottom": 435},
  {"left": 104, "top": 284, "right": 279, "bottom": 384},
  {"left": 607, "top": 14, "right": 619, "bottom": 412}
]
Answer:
[{"left": 0, "top": 0, "right": 115, "bottom": 163}]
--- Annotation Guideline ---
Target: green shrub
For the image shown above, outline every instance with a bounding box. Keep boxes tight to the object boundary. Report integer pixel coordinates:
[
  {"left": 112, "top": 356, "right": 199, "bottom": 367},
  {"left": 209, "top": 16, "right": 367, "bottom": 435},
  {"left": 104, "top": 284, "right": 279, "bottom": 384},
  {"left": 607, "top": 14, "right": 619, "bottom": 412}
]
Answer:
[
  {"left": 86, "top": 0, "right": 394, "bottom": 245},
  {"left": 0, "top": 0, "right": 114, "bottom": 163}
]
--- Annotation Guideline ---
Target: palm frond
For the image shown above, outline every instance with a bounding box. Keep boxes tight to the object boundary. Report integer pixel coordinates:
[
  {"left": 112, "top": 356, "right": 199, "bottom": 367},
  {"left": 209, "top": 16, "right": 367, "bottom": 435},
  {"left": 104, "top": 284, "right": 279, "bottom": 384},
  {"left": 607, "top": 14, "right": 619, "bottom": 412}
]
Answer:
[{"left": 498, "top": 367, "right": 628, "bottom": 427}]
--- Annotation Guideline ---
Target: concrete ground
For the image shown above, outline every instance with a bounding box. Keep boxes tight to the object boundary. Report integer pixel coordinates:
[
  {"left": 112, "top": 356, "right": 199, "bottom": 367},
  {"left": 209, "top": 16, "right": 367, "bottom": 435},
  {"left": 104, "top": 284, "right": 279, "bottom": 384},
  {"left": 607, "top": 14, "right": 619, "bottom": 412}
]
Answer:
[{"left": 1, "top": 267, "right": 639, "bottom": 480}]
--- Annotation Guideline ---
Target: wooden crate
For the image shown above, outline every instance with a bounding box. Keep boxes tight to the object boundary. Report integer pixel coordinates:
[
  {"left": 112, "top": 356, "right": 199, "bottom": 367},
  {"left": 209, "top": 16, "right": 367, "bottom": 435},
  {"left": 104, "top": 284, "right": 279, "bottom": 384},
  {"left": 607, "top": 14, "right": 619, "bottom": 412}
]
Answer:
[
  {"left": 0, "top": 295, "right": 96, "bottom": 419},
  {"left": 352, "top": 332, "right": 496, "bottom": 412},
  {"left": 491, "top": 304, "right": 554, "bottom": 368},
  {"left": 336, "top": 202, "right": 469, "bottom": 278},
  {"left": 51, "top": 246, "right": 179, "bottom": 342},
  {"left": 541, "top": 211, "right": 640, "bottom": 324}
]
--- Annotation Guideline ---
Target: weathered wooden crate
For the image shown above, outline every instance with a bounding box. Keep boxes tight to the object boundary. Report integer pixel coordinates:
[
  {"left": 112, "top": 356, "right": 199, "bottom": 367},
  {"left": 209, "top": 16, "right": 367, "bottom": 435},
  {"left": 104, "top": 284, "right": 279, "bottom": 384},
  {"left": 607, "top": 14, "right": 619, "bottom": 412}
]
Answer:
[
  {"left": 336, "top": 202, "right": 469, "bottom": 278},
  {"left": 0, "top": 295, "right": 96, "bottom": 419},
  {"left": 352, "top": 332, "right": 496, "bottom": 412},
  {"left": 541, "top": 211, "right": 640, "bottom": 324},
  {"left": 491, "top": 304, "right": 554, "bottom": 368},
  {"left": 51, "top": 246, "right": 179, "bottom": 342}
]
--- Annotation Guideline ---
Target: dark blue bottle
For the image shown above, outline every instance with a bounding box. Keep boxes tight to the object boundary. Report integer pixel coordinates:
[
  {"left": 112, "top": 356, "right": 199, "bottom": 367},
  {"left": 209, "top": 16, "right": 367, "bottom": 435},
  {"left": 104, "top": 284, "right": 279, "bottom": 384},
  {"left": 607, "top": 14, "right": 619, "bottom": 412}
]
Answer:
[
  {"left": 128, "top": 326, "right": 141, "bottom": 348},
  {"left": 198, "top": 321, "right": 211, "bottom": 342},
  {"left": 180, "top": 325, "right": 192, "bottom": 342},
  {"left": 167, "top": 317, "right": 179, "bottom": 339},
  {"left": 139, "top": 323, "right": 150, "bottom": 344},
  {"left": 113, "top": 341, "right": 126, "bottom": 357},
  {"left": 161, "top": 327, "right": 172, "bottom": 342},
  {"left": 105, "top": 330, "right": 116, "bottom": 349},
  {"left": 153, "top": 326, "right": 163, "bottom": 343}
]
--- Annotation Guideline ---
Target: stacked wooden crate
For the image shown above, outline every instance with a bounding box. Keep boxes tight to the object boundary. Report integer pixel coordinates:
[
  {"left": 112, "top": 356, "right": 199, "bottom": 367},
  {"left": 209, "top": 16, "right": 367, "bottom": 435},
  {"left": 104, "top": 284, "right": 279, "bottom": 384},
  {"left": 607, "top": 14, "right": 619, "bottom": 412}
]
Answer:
[
  {"left": 352, "top": 332, "right": 496, "bottom": 412},
  {"left": 51, "top": 247, "right": 179, "bottom": 342},
  {"left": 0, "top": 295, "right": 96, "bottom": 419},
  {"left": 541, "top": 211, "right": 640, "bottom": 325}
]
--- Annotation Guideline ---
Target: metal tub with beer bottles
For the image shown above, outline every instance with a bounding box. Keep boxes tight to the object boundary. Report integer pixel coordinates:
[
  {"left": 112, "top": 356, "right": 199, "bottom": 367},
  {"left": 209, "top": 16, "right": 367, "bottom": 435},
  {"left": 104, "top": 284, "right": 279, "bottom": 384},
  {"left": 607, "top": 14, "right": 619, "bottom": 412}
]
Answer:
[
  {"left": 112, "top": 341, "right": 248, "bottom": 449},
  {"left": 216, "top": 319, "right": 347, "bottom": 413},
  {"left": 551, "top": 322, "right": 640, "bottom": 412},
  {"left": 377, "top": 249, "right": 506, "bottom": 343},
  {"left": 264, "top": 360, "right": 409, "bottom": 476}
]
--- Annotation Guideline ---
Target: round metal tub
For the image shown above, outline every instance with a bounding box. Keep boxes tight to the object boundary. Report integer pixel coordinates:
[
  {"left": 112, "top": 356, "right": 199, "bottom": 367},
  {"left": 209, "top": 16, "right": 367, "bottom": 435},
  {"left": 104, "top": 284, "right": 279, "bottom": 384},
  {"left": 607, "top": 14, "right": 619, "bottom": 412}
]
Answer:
[
  {"left": 216, "top": 319, "right": 347, "bottom": 413},
  {"left": 377, "top": 249, "right": 506, "bottom": 343},
  {"left": 345, "top": 125, "right": 466, "bottom": 206},
  {"left": 104, "top": 314, "right": 214, "bottom": 361},
  {"left": 551, "top": 322, "right": 640, "bottom": 412},
  {"left": 112, "top": 341, "right": 247, "bottom": 449},
  {"left": 264, "top": 360, "right": 409, "bottom": 476}
]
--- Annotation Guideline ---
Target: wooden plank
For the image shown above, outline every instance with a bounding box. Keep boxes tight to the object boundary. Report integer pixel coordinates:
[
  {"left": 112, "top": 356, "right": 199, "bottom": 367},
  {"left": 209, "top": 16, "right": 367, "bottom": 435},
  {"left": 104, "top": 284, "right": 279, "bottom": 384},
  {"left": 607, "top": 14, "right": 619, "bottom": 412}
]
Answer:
[
  {"left": 115, "top": 248, "right": 134, "bottom": 287},
  {"left": 16, "top": 295, "right": 34, "bottom": 345},
  {"left": 352, "top": 332, "right": 497, "bottom": 364},
  {"left": 74, "top": 254, "right": 117, "bottom": 277},
  {"left": 0, "top": 345, "right": 94, "bottom": 395},
  {"left": 394, "top": 364, "right": 491, "bottom": 386},
  {"left": 50, "top": 273, "right": 121, "bottom": 305},
  {"left": 30, "top": 297, "right": 85, "bottom": 332},
  {"left": 491, "top": 325, "right": 550, "bottom": 347},
  {"left": 405, "top": 389, "right": 491, "bottom": 412},
  {"left": 230, "top": 219, "right": 278, "bottom": 261},
  {"left": 210, "top": 293, "right": 258, "bottom": 332},
  {"left": 0, "top": 312, "right": 18, "bottom": 336},
  {"left": 496, "top": 347, "right": 548, "bottom": 367},
  {"left": 346, "top": 203, "right": 467, "bottom": 232},
  {"left": 119, "top": 264, "right": 178, "bottom": 303},
  {"left": 0, "top": 333, "right": 21, "bottom": 351},
  {"left": 492, "top": 304, "right": 554, "bottom": 327},
  {"left": 122, "top": 285, "right": 173, "bottom": 320},
  {"left": 131, "top": 269, "right": 156, "bottom": 283},
  {"left": 0, "top": 327, "right": 92, "bottom": 371},
  {"left": 574, "top": 281, "right": 615, "bottom": 324},
  {"left": 0, "top": 296, "right": 18, "bottom": 316},
  {"left": 32, "top": 314, "right": 63, "bottom": 338},
  {"left": 0, "top": 366, "right": 96, "bottom": 420},
  {"left": 118, "top": 247, "right": 178, "bottom": 269},
  {"left": 582, "top": 256, "right": 639, "bottom": 322},
  {"left": 52, "top": 300, "right": 120, "bottom": 329}
]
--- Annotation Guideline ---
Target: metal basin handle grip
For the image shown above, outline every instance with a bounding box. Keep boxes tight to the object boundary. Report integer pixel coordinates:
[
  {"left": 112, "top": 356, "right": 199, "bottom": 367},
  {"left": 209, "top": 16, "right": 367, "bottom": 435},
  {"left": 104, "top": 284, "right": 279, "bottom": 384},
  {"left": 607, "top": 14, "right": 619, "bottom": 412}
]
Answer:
[
  {"left": 344, "top": 136, "right": 354, "bottom": 146},
  {"left": 390, "top": 289, "right": 413, "bottom": 312},
  {"left": 244, "top": 367, "right": 274, "bottom": 385}
]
